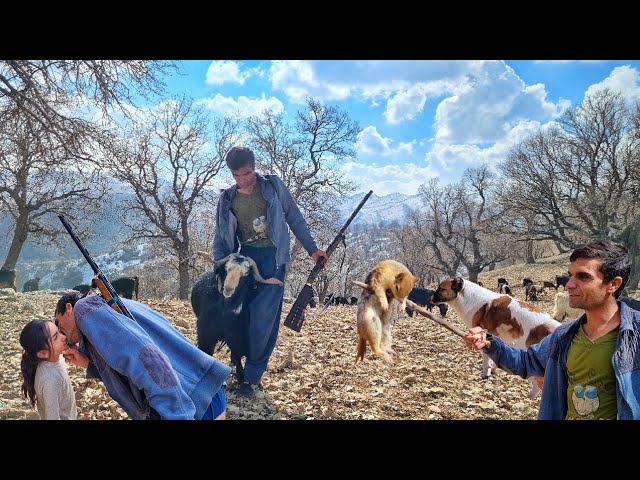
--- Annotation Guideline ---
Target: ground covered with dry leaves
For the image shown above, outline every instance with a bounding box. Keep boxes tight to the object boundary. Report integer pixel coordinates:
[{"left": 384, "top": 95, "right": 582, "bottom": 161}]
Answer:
[{"left": 1, "top": 253, "right": 588, "bottom": 421}]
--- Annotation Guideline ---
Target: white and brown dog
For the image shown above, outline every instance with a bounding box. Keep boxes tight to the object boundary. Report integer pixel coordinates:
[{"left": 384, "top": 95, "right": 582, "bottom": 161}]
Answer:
[
  {"left": 431, "top": 276, "right": 561, "bottom": 399},
  {"left": 352, "top": 260, "right": 420, "bottom": 364}
]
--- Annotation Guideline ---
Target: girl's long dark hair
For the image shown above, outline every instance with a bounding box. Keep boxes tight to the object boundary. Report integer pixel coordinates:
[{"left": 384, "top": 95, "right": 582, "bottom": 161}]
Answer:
[{"left": 19, "top": 319, "right": 52, "bottom": 408}]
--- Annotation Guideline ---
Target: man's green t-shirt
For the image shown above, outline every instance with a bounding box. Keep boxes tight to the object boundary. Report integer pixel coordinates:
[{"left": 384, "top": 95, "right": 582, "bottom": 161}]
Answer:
[
  {"left": 231, "top": 182, "right": 274, "bottom": 248},
  {"left": 565, "top": 324, "right": 619, "bottom": 420}
]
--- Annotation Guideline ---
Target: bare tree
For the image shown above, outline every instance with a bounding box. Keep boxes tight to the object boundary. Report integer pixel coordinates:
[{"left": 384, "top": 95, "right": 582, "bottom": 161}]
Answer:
[
  {"left": 105, "top": 96, "right": 240, "bottom": 299},
  {"left": 503, "top": 89, "right": 640, "bottom": 245},
  {"left": 0, "top": 60, "right": 174, "bottom": 146},
  {"left": 502, "top": 89, "right": 640, "bottom": 288},
  {"left": 0, "top": 107, "right": 109, "bottom": 271},
  {"left": 246, "top": 97, "right": 359, "bottom": 226},
  {"left": 245, "top": 97, "right": 360, "bottom": 288},
  {"left": 388, "top": 220, "right": 444, "bottom": 287},
  {"left": 413, "top": 166, "right": 510, "bottom": 282}
]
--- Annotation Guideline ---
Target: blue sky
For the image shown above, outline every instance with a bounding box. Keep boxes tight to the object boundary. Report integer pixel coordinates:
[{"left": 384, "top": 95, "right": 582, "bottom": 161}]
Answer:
[{"left": 161, "top": 60, "right": 640, "bottom": 196}]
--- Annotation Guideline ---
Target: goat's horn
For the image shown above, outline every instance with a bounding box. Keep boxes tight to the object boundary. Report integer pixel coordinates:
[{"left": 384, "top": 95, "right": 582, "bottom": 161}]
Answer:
[
  {"left": 246, "top": 256, "right": 283, "bottom": 285},
  {"left": 214, "top": 254, "right": 234, "bottom": 271}
]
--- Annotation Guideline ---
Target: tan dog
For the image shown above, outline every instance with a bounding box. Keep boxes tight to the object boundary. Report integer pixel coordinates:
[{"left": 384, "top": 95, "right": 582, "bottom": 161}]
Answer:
[{"left": 352, "top": 260, "right": 420, "bottom": 364}]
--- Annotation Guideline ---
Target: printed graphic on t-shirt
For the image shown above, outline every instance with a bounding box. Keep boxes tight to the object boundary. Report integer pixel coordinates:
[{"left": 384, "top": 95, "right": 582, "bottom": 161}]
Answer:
[
  {"left": 245, "top": 215, "right": 267, "bottom": 243},
  {"left": 571, "top": 384, "right": 600, "bottom": 418}
]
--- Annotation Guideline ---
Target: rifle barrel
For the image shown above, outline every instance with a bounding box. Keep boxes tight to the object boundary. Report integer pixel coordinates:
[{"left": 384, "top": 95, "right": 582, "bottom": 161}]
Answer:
[
  {"left": 284, "top": 190, "right": 373, "bottom": 332},
  {"left": 58, "top": 215, "right": 102, "bottom": 275},
  {"left": 331, "top": 190, "right": 373, "bottom": 251},
  {"left": 58, "top": 214, "right": 136, "bottom": 322},
  {"left": 307, "top": 190, "right": 373, "bottom": 281}
]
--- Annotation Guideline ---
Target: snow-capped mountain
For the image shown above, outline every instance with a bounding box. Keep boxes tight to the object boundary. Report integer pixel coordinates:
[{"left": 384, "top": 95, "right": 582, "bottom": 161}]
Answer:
[{"left": 336, "top": 192, "right": 422, "bottom": 226}]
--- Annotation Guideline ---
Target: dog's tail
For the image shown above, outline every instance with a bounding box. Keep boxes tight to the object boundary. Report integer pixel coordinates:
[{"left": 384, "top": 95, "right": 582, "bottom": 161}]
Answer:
[{"left": 355, "top": 337, "right": 367, "bottom": 363}]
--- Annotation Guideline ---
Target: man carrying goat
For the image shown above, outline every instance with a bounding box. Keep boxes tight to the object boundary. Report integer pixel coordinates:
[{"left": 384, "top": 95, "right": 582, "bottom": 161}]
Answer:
[{"left": 212, "top": 146, "right": 329, "bottom": 398}]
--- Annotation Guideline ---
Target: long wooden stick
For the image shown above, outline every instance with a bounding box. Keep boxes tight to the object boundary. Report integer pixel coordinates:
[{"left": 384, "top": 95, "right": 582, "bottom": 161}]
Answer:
[{"left": 405, "top": 299, "right": 467, "bottom": 338}]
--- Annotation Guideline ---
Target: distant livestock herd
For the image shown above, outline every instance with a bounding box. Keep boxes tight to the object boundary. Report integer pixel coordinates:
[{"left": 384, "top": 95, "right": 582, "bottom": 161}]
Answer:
[{"left": 0, "top": 268, "right": 139, "bottom": 300}]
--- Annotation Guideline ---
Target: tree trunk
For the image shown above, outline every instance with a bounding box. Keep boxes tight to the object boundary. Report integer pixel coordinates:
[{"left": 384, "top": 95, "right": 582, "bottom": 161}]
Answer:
[
  {"left": 1, "top": 215, "right": 29, "bottom": 271},
  {"left": 467, "top": 268, "right": 480, "bottom": 283},
  {"left": 318, "top": 285, "right": 329, "bottom": 304},
  {"left": 290, "top": 239, "right": 303, "bottom": 260},
  {"left": 177, "top": 251, "right": 191, "bottom": 300},
  {"left": 525, "top": 239, "right": 535, "bottom": 264},
  {"left": 619, "top": 222, "right": 640, "bottom": 292},
  {"left": 628, "top": 255, "right": 640, "bottom": 293},
  {"left": 554, "top": 240, "right": 571, "bottom": 254}
]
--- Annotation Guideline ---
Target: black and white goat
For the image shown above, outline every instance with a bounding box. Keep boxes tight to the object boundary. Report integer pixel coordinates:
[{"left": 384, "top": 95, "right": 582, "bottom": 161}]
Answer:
[{"left": 191, "top": 253, "right": 282, "bottom": 385}]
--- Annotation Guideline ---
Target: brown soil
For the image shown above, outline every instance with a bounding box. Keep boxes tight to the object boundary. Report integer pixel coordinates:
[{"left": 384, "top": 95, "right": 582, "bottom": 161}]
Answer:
[{"left": 0, "top": 253, "right": 576, "bottom": 420}]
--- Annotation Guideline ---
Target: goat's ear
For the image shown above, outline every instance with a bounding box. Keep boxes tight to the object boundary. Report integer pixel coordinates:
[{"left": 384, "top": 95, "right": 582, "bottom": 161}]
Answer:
[
  {"left": 453, "top": 276, "right": 464, "bottom": 292},
  {"left": 216, "top": 274, "right": 223, "bottom": 295}
]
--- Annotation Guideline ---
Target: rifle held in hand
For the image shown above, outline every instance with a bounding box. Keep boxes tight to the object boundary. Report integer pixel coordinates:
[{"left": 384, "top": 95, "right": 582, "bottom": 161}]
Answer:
[{"left": 284, "top": 190, "right": 373, "bottom": 332}]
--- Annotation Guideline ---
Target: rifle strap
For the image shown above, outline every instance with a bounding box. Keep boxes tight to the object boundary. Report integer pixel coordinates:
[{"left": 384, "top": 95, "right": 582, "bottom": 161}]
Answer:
[
  {"left": 106, "top": 296, "right": 120, "bottom": 307},
  {"left": 338, "top": 236, "right": 347, "bottom": 271}
]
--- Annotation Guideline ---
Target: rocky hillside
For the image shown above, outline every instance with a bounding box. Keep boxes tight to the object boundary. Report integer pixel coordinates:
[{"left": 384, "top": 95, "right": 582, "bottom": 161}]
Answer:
[{"left": 0, "top": 253, "right": 615, "bottom": 421}]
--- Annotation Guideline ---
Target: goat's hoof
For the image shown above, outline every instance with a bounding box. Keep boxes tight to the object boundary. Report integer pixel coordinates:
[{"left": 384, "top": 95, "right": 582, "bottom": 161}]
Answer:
[{"left": 237, "top": 382, "right": 263, "bottom": 399}]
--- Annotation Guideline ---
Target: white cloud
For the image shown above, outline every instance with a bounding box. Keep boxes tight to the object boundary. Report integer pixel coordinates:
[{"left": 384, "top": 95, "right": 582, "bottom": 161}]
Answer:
[
  {"left": 269, "top": 60, "right": 475, "bottom": 107},
  {"left": 584, "top": 65, "right": 640, "bottom": 103},
  {"left": 357, "top": 126, "right": 393, "bottom": 156},
  {"left": 384, "top": 84, "right": 428, "bottom": 124},
  {"left": 397, "top": 141, "right": 416, "bottom": 157},
  {"left": 197, "top": 93, "right": 285, "bottom": 117},
  {"left": 384, "top": 79, "right": 456, "bottom": 124},
  {"left": 425, "top": 119, "right": 549, "bottom": 175},
  {"left": 206, "top": 60, "right": 250, "bottom": 86},
  {"left": 341, "top": 161, "right": 437, "bottom": 196},
  {"left": 267, "top": 60, "right": 565, "bottom": 139},
  {"left": 356, "top": 126, "right": 417, "bottom": 157},
  {"left": 533, "top": 60, "right": 606, "bottom": 64},
  {"left": 433, "top": 61, "right": 563, "bottom": 144},
  {"left": 269, "top": 61, "right": 351, "bottom": 104}
]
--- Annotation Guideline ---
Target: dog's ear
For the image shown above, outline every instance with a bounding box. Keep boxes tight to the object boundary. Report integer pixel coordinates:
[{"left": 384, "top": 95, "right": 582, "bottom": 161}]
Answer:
[
  {"left": 413, "top": 275, "right": 420, "bottom": 285},
  {"left": 395, "top": 272, "right": 407, "bottom": 291},
  {"left": 453, "top": 276, "right": 464, "bottom": 292}
]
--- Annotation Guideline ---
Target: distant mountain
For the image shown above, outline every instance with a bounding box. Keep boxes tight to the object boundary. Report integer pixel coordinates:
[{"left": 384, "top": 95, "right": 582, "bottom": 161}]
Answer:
[
  {"left": 1, "top": 191, "right": 420, "bottom": 290},
  {"left": 1, "top": 210, "right": 150, "bottom": 290},
  {"left": 7, "top": 242, "right": 151, "bottom": 292},
  {"left": 336, "top": 192, "right": 422, "bottom": 226}
]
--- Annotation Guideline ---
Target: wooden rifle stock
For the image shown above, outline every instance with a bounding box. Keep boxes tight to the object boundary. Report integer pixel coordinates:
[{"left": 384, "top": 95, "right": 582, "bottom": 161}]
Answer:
[
  {"left": 92, "top": 276, "right": 125, "bottom": 315},
  {"left": 58, "top": 214, "right": 136, "bottom": 322},
  {"left": 284, "top": 190, "right": 373, "bottom": 332}
]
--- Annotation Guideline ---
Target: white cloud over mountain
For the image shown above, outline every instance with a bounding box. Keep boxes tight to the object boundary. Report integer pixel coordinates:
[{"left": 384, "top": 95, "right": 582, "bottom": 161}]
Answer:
[
  {"left": 197, "top": 93, "right": 284, "bottom": 117},
  {"left": 341, "top": 161, "right": 437, "bottom": 196}
]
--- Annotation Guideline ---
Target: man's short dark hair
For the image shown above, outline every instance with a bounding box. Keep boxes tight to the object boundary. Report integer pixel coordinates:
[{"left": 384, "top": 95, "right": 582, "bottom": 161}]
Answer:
[
  {"left": 55, "top": 291, "right": 83, "bottom": 316},
  {"left": 569, "top": 239, "right": 631, "bottom": 298},
  {"left": 225, "top": 146, "right": 255, "bottom": 170}
]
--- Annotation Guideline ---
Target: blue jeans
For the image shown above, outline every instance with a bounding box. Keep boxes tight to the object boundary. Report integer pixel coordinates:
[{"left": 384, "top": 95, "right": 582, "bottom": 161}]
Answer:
[
  {"left": 238, "top": 245, "right": 286, "bottom": 385},
  {"left": 200, "top": 385, "right": 227, "bottom": 420}
]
